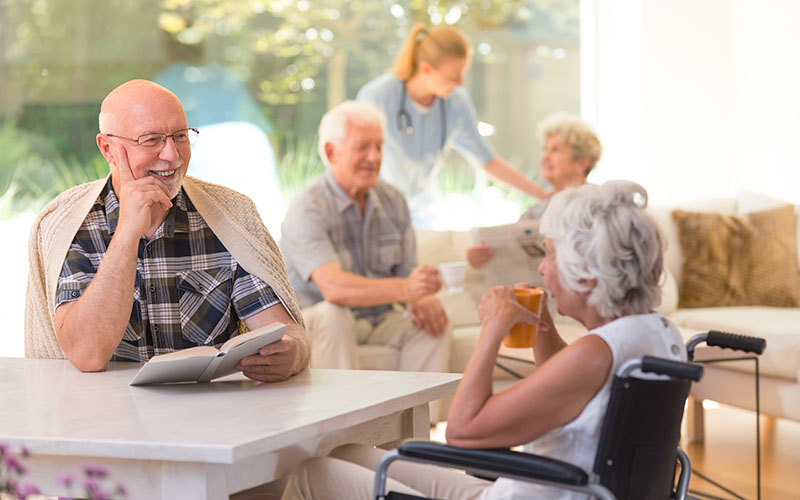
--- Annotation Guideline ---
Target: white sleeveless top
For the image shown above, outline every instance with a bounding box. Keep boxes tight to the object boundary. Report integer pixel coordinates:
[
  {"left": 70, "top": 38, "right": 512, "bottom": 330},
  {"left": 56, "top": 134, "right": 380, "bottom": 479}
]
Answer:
[{"left": 484, "top": 313, "right": 686, "bottom": 500}]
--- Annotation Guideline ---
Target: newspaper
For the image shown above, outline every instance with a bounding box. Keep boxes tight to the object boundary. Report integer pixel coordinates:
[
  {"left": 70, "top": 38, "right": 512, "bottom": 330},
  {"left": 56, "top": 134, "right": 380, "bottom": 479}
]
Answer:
[{"left": 471, "top": 220, "right": 546, "bottom": 289}]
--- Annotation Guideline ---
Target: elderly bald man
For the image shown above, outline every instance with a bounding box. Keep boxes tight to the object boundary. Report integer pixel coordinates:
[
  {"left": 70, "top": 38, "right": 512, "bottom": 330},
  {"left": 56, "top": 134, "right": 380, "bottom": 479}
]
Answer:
[{"left": 26, "top": 79, "right": 309, "bottom": 385}]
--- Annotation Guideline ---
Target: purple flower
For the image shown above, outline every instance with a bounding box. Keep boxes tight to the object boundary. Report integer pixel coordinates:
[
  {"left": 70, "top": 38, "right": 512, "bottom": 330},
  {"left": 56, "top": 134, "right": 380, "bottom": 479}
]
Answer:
[
  {"left": 83, "top": 477, "right": 100, "bottom": 492},
  {"left": 20, "top": 447, "right": 31, "bottom": 458},
  {"left": 83, "top": 464, "right": 108, "bottom": 478},
  {"left": 115, "top": 482, "right": 128, "bottom": 497},
  {"left": 83, "top": 476, "right": 112, "bottom": 500},
  {"left": 0, "top": 442, "right": 9, "bottom": 455},
  {"left": 4, "top": 455, "right": 28, "bottom": 475},
  {"left": 84, "top": 479, "right": 110, "bottom": 500},
  {"left": 56, "top": 472, "right": 75, "bottom": 487},
  {"left": 6, "top": 477, "right": 19, "bottom": 493},
  {"left": 16, "top": 482, "right": 41, "bottom": 497}
]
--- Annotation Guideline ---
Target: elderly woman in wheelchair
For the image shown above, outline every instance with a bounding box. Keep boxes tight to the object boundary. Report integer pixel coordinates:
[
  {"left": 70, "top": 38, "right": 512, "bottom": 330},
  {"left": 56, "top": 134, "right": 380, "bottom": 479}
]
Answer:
[{"left": 281, "top": 180, "right": 687, "bottom": 500}]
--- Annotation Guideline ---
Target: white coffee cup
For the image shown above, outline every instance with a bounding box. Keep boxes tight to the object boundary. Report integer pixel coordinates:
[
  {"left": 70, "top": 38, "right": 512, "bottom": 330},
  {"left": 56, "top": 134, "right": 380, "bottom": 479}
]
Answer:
[{"left": 438, "top": 261, "right": 467, "bottom": 293}]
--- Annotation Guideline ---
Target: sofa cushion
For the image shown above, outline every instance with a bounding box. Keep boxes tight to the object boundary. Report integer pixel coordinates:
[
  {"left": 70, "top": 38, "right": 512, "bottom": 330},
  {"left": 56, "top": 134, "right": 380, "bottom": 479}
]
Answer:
[
  {"left": 416, "top": 229, "right": 467, "bottom": 267},
  {"left": 657, "top": 268, "right": 679, "bottom": 316},
  {"left": 672, "top": 204, "right": 800, "bottom": 308},
  {"left": 438, "top": 287, "right": 480, "bottom": 329},
  {"left": 746, "top": 205, "right": 800, "bottom": 305},
  {"left": 670, "top": 306, "right": 800, "bottom": 382},
  {"left": 671, "top": 209, "right": 751, "bottom": 307},
  {"left": 649, "top": 198, "right": 738, "bottom": 287},
  {"left": 736, "top": 192, "right": 800, "bottom": 272}
]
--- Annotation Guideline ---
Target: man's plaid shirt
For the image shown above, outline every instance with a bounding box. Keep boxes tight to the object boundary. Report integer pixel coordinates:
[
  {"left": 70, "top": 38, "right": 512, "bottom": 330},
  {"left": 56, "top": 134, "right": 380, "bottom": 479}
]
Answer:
[{"left": 55, "top": 178, "right": 280, "bottom": 362}]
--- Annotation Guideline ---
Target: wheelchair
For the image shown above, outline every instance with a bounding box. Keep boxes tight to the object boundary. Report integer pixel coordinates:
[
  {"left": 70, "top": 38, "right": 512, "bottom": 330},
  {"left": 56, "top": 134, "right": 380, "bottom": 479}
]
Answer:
[{"left": 373, "top": 331, "right": 765, "bottom": 500}]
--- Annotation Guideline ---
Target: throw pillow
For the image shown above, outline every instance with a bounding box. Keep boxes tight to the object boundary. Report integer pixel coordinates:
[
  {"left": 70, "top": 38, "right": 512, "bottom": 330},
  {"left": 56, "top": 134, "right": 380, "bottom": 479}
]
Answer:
[
  {"left": 746, "top": 204, "right": 800, "bottom": 306},
  {"left": 672, "top": 204, "right": 800, "bottom": 308}
]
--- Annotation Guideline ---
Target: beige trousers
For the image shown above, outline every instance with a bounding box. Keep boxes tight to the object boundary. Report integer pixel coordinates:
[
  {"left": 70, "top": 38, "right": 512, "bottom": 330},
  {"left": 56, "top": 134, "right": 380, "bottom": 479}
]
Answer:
[
  {"left": 281, "top": 443, "right": 493, "bottom": 500},
  {"left": 230, "top": 479, "right": 286, "bottom": 500},
  {"left": 301, "top": 301, "right": 450, "bottom": 373}
]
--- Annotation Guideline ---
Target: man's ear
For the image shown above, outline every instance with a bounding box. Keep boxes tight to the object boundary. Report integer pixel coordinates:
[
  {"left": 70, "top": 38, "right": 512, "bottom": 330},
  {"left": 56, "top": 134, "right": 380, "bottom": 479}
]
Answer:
[
  {"left": 324, "top": 142, "right": 335, "bottom": 166},
  {"left": 96, "top": 134, "right": 115, "bottom": 167}
]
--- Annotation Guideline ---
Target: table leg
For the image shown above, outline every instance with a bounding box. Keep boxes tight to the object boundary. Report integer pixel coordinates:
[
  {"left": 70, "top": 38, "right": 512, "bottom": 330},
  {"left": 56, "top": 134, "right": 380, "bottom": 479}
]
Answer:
[
  {"left": 380, "top": 402, "right": 432, "bottom": 450},
  {"left": 404, "top": 402, "right": 431, "bottom": 439},
  {"left": 159, "top": 461, "right": 228, "bottom": 500}
]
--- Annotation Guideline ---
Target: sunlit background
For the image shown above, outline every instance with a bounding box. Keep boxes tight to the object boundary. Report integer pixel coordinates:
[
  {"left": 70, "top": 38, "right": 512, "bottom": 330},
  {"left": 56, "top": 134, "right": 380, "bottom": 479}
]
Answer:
[
  {"left": 4, "top": 0, "right": 800, "bottom": 357},
  {"left": 0, "top": 0, "right": 580, "bottom": 355}
]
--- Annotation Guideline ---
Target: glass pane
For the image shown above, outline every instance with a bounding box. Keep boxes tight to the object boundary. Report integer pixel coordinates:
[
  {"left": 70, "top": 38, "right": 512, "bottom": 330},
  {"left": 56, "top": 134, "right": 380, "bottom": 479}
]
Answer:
[{"left": 0, "top": 0, "right": 580, "bottom": 355}]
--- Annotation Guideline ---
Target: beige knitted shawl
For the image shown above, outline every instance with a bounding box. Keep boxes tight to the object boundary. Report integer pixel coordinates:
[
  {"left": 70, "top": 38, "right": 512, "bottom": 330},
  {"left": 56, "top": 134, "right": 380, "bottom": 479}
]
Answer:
[{"left": 24, "top": 175, "right": 307, "bottom": 363}]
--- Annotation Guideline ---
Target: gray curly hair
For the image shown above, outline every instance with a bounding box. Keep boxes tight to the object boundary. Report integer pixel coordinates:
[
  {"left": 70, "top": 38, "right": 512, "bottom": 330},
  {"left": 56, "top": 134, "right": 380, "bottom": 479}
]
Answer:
[
  {"left": 539, "top": 180, "right": 664, "bottom": 319},
  {"left": 537, "top": 112, "right": 602, "bottom": 175}
]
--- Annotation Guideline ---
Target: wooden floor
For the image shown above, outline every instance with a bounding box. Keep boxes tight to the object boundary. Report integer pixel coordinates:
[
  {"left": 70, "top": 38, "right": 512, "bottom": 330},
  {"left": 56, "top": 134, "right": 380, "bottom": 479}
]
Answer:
[
  {"left": 683, "top": 403, "right": 800, "bottom": 500},
  {"left": 431, "top": 402, "right": 800, "bottom": 500}
]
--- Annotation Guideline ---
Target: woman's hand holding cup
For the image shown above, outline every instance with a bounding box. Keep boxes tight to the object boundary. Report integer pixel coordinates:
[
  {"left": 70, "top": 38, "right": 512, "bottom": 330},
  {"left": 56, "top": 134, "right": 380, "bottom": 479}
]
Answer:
[{"left": 478, "top": 286, "right": 548, "bottom": 347}]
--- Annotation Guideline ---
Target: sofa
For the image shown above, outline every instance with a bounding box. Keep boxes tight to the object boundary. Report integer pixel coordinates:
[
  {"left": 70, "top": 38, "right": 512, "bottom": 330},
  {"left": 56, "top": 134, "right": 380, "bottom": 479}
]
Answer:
[{"left": 414, "top": 192, "right": 800, "bottom": 435}]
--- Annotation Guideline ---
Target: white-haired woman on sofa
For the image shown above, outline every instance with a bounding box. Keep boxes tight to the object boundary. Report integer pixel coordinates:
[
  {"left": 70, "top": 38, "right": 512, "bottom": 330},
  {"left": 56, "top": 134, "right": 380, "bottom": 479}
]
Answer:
[
  {"left": 468, "top": 112, "right": 603, "bottom": 268},
  {"left": 280, "top": 180, "right": 685, "bottom": 500}
]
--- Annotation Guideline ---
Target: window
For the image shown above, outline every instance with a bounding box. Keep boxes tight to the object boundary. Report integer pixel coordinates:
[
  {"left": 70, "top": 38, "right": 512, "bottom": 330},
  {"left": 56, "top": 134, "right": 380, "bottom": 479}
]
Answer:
[{"left": 0, "top": 0, "right": 580, "bottom": 355}]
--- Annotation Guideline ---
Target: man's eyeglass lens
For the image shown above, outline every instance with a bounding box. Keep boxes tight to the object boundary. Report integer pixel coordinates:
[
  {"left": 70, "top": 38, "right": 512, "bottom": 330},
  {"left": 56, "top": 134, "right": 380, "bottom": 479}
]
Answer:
[
  {"left": 137, "top": 128, "right": 199, "bottom": 147},
  {"left": 108, "top": 128, "right": 200, "bottom": 147}
]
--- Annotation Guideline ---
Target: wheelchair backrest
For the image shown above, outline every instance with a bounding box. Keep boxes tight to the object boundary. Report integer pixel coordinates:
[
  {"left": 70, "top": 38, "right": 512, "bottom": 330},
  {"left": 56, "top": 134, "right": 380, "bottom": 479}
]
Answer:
[{"left": 593, "top": 375, "right": 692, "bottom": 500}]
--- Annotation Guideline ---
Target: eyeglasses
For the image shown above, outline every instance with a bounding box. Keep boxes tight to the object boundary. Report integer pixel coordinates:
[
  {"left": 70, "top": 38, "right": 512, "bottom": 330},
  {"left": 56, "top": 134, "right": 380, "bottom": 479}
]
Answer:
[{"left": 105, "top": 128, "right": 199, "bottom": 148}]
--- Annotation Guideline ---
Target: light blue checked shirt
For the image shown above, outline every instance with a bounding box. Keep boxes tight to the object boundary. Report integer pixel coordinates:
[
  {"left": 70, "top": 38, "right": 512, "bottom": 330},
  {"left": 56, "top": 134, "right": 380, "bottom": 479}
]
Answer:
[{"left": 280, "top": 169, "right": 417, "bottom": 324}]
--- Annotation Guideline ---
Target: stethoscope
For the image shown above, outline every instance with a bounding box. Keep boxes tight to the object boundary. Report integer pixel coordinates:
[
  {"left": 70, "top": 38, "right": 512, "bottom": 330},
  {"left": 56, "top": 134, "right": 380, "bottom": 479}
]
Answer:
[{"left": 397, "top": 83, "right": 447, "bottom": 150}]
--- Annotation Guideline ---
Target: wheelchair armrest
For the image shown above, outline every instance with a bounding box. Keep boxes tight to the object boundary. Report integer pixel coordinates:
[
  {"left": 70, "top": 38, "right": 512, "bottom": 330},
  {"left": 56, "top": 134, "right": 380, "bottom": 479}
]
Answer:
[
  {"left": 396, "top": 440, "right": 589, "bottom": 486},
  {"left": 641, "top": 356, "right": 703, "bottom": 381}
]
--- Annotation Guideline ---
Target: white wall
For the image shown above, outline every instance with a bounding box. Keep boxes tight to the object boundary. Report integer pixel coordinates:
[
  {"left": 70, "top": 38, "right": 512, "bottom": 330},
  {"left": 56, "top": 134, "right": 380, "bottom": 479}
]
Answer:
[
  {"left": 590, "top": 0, "right": 800, "bottom": 205},
  {"left": 728, "top": 0, "right": 800, "bottom": 203}
]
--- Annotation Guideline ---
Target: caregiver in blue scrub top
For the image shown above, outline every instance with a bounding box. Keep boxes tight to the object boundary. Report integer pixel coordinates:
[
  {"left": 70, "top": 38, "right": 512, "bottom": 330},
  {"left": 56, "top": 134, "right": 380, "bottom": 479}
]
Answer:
[{"left": 357, "top": 24, "right": 550, "bottom": 226}]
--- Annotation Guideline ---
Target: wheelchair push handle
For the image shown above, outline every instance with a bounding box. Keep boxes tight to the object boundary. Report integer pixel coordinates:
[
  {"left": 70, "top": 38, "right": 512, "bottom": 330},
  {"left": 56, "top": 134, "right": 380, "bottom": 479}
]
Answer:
[
  {"left": 641, "top": 356, "right": 704, "bottom": 381},
  {"left": 706, "top": 330, "right": 766, "bottom": 355},
  {"left": 686, "top": 331, "right": 766, "bottom": 360}
]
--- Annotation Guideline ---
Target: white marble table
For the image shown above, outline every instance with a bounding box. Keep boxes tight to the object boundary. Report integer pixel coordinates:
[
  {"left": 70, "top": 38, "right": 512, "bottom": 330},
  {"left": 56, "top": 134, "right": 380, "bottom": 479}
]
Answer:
[{"left": 0, "top": 358, "right": 460, "bottom": 499}]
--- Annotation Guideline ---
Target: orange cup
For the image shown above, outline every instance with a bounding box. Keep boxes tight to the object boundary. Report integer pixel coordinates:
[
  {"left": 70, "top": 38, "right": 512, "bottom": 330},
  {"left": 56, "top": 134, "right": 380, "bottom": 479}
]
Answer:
[{"left": 503, "top": 287, "right": 544, "bottom": 348}]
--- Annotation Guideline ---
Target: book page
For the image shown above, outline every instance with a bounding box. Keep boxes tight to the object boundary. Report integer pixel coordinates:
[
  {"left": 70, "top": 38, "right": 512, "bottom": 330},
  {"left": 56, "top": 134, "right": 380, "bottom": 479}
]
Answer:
[
  {"left": 146, "top": 345, "right": 220, "bottom": 363},
  {"left": 219, "top": 322, "right": 286, "bottom": 352},
  {"left": 472, "top": 220, "right": 546, "bottom": 289}
]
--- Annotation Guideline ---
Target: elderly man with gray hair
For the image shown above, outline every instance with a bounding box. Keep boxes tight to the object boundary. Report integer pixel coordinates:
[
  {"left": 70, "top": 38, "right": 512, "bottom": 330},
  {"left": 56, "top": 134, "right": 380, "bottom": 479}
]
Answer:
[{"left": 280, "top": 100, "right": 450, "bottom": 373}]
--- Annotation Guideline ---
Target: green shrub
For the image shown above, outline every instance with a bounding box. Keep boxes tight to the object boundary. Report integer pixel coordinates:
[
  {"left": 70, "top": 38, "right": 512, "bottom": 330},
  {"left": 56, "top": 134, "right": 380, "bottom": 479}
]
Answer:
[
  {"left": 275, "top": 133, "right": 323, "bottom": 204},
  {"left": 0, "top": 121, "right": 108, "bottom": 218}
]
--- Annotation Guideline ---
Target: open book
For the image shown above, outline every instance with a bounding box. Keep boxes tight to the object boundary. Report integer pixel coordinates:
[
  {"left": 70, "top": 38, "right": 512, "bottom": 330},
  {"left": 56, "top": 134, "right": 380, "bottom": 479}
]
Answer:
[
  {"left": 471, "top": 219, "right": 546, "bottom": 289},
  {"left": 129, "top": 322, "right": 288, "bottom": 386}
]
